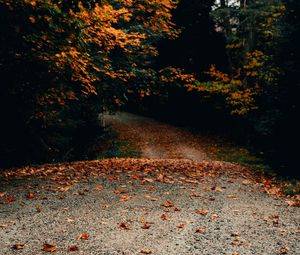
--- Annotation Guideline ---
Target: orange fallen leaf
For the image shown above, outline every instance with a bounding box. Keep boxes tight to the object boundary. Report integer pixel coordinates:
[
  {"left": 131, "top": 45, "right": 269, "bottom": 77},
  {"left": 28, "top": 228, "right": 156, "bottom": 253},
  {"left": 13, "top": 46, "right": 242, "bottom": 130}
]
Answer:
[
  {"left": 3, "top": 196, "right": 15, "bottom": 203},
  {"left": 26, "top": 192, "right": 36, "bottom": 199},
  {"left": 94, "top": 185, "right": 104, "bottom": 191},
  {"left": 0, "top": 192, "right": 7, "bottom": 197},
  {"left": 42, "top": 243, "right": 58, "bottom": 252},
  {"left": 107, "top": 175, "right": 119, "bottom": 181},
  {"left": 78, "top": 234, "right": 89, "bottom": 240},
  {"left": 12, "top": 243, "right": 25, "bottom": 250},
  {"left": 195, "top": 209, "right": 209, "bottom": 215},
  {"left": 68, "top": 245, "right": 79, "bottom": 251},
  {"left": 286, "top": 200, "right": 300, "bottom": 207},
  {"left": 141, "top": 248, "right": 152, "bottom": 254},
  {"left": 161, "top": 201, "right": 174, "bottom": 207},
  {"left": 120, "top": 195, "right": 130, "bottom": 202}
]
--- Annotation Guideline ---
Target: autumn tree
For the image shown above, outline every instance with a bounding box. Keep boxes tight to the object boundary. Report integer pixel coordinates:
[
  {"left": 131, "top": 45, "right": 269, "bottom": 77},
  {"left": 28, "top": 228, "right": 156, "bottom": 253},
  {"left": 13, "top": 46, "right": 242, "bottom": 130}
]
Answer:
[{"left": 0, "top": 0, "right": 178, "bottom": 167}]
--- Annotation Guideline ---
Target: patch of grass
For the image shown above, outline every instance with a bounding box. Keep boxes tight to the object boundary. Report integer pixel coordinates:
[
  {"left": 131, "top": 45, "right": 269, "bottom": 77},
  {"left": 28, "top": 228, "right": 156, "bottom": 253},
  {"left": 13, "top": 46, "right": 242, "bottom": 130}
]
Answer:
[
  {"left": 89, "top": 128, "right": 141, "bottom": 159},
  {"left": 197, "top": 133, "right": 271, "bottom": 172}
]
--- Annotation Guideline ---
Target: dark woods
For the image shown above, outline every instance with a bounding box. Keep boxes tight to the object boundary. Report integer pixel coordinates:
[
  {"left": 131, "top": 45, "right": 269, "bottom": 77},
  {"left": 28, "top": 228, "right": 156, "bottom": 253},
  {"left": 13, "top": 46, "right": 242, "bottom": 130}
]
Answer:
[{"left": 0, "top": 0, "right": 299, "bottom": 176}]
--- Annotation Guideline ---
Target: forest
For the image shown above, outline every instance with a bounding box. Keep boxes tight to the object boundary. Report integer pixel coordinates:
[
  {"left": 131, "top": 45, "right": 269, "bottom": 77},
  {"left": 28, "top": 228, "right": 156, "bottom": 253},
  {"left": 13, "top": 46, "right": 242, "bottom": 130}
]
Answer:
[{"left": 0, "top": 0, "right": 299, "bottom": 176}]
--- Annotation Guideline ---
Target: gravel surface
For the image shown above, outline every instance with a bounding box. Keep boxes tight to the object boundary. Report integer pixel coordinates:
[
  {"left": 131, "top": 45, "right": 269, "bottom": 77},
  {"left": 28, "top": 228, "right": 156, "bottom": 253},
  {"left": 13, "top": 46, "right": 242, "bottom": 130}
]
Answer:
[
  {"left": 0, "top": 113, "right": 299, "bottom": 254},
  {"left": 0, "top": 159, "right": 299, "bottom": 255}
]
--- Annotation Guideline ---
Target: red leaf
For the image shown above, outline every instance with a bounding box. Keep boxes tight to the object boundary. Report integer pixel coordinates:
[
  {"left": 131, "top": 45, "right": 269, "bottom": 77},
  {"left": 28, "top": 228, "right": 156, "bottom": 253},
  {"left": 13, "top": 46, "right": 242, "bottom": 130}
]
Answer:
[
  {"left": 27, "top": 192, "right": 36, "bottom": 199},
  {"left": 78, "top": 234, "right": 89, "bottom": 240},
  {"left": 119, "top": 222, "right": 130, "bottom": 230},
  {"left": 68, "top": 245, "right": 79, "bottom": 251},
  {"left": 3, "top": 196, "right": 15, "bottom": 203},
  {"left": 160, "top": 214, "right": 168, "bottom": 220}
]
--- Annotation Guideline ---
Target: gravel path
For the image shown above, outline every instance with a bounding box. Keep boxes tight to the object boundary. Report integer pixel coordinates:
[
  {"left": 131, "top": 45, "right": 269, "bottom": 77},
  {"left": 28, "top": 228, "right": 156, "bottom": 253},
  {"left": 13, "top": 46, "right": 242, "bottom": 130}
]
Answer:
[{"left": 0, "top": 113, "right": 300, "bottom": 255}]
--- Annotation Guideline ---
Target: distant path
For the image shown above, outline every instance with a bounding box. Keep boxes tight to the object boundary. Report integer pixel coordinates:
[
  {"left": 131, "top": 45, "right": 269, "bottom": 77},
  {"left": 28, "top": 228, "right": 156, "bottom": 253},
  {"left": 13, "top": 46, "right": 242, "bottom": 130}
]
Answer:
[{"left": 105, "top": 112, "right": 210, "bottom": 161}]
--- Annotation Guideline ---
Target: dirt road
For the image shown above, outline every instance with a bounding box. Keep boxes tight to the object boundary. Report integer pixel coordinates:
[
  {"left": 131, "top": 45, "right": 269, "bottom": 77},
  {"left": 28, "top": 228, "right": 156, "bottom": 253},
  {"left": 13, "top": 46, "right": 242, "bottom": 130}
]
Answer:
[{"left": 105, "top": 112, "right": 210, "bottom": 161}]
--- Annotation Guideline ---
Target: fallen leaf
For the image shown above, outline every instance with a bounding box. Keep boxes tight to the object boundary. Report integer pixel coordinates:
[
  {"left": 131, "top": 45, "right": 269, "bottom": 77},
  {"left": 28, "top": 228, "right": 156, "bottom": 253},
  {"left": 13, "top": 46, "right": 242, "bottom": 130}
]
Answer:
[
  {"left": 271, "top": 214, "right": 280, "bottom": 219},
  {"left": 120, "top": 195, "right": 131, "bottom": 202},
  {"left": 195, "top": 227, "right": 206, "bottom": 234},
  {"left": 279, "top": 246, "right": 289, "bottom": 254},
  {"left": 94, "top": 185, "right": 104, "bottom": 191},
  {"left": 26, "top": 192, "right": 36, "bottom": 199},
  {"left": 141, "top": 248, "right": 152, "bottom": 254},
  {"left": 141, "top": 223, "right": 151, "bottom": 229},
  {"left": 0, "top": 192, "right": 7, "bottom": 197},
  {"left": 78, "top": 234, "right": 89, "bottom": 240},
  {"left": 35, "top": 205, "right": 42, "bottom": 212},
  {"left": 148, "top": 186, "right": 155, "bottom": 192},
  {"left": 231, "top": 240, "right": 243, "bottom": 246},
  {"left": 174, "top": 207, "right": 181, "bottom": 212},
  {"left": 42, "top": 243, "right": 58, "bottom": 252},
  {"left": 195, "top": 209, "right": 209, "bottom": 215},
  {"left": 107, "top": 175, "right": 119, "bottom": 181},
  {"left": 161, "top": 201, "right": 174, "bottom": 207},
  {"left": 113, "top": 190, "right": 128, "bottom": 194},
  {"left": 286, "top": 200, "right": 300, "bottom": 207},
  {"left": 242, "top": 180, "right": 251, "bottom": 186},
  {"left": 12, "top": 243, "right": 25, "bottom": 250},
  {"left": 160, "top": 214, "right": 168, "bottom": 220},
  {"left": 177, "top": 223, "right": 185, "bottom": 228},
  {"left": 143, "top": 178, "right": 154, "bottom": 183},
  {"left": 119, "top": 222, "right": 130, "bottom": 230},
  {"left": 3, "top": 196, "right": 15, "bottom": 203},
  {"left": 68, "top": 245, "right": 79, "bottom": 251}
]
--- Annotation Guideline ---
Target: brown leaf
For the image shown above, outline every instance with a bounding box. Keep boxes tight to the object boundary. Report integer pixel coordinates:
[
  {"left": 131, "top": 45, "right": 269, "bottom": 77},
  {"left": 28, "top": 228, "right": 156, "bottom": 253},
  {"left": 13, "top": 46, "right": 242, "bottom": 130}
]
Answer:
[
  {"left": 68, "top": 245, "right": 79, "bottom": 251},
  {"left": 141, "top": 248, "right": 152, "bottom": 254},
  {"left": 161, "top": 201, "right": 174, "bottom": 207},
  {"left": 279, "top": 246, "right": 289, "bottom": 254},
  {"left": 195, "top": 209, "right": 209, "bottom": 215},
  {"left": 42, "top": 243, "right": 58, "bottom": 252},
  {"left": 195, "top": 227, "right": 206, "bottom": 234},
  {"left": 141, "top": 223, "right": 151, "bottom": 229},
  {"left": 12, "top": 243, "right": 25, "bottom": 250},
  {"left": 78, "top": 234, "right": 89, "bottom": 240},
  {"left": 119, "top": 222, "right": 130, "bottom": 230},
  {"left": 113, "top": 190, "right": 128, "bottom": 194}
]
